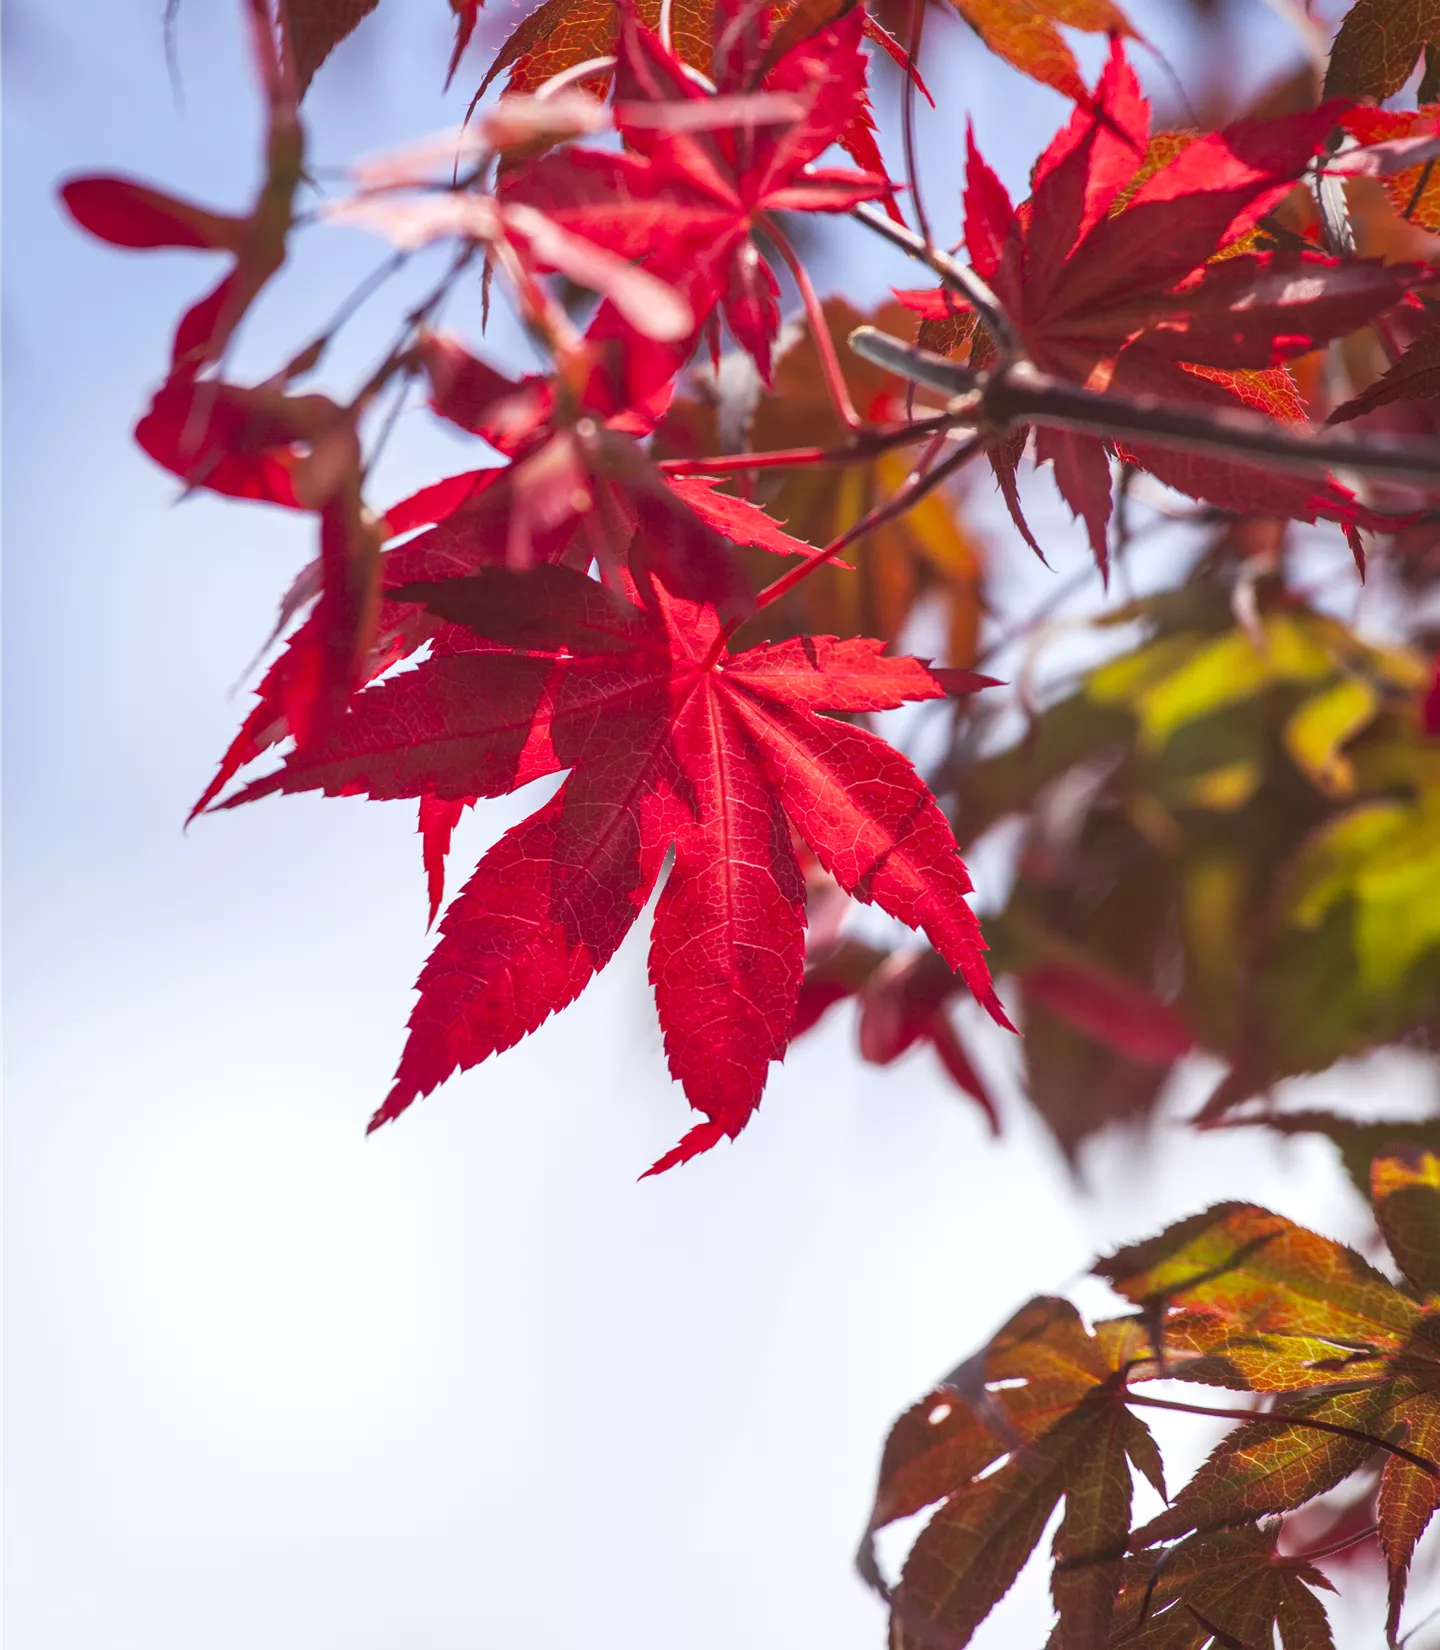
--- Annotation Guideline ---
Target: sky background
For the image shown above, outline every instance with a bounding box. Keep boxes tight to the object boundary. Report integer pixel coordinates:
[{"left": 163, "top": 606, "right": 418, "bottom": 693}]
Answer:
[{"left": 5, "top": 1, "right": 1436, "bottom": 1646}]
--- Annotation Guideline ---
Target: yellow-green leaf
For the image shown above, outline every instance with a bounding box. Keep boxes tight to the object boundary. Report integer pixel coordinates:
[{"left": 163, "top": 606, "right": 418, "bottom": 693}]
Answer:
[{"left": 1283, "top": 675, "right": 1382, "bottom": 798}]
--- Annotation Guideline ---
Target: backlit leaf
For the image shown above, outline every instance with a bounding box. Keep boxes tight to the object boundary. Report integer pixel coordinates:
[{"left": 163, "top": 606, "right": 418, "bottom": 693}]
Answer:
[
  {"left": 949, "top": 0, "right": 1138, "bottom": 104},
  {"left": 280, "top": 0, "right": 379, "bottom": 94},
  {"left": 1374, "top": 1145, "right": 1440, "bottom": 1298},
  {"left": 1325, "top": 0, "right": 1440, "bottom": 101}
]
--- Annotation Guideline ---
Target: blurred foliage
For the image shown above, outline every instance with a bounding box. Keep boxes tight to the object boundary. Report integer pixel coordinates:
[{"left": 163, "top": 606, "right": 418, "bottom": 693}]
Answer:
[{"left": 803, "top": 553, "right": 1440, "bottom": 1158}]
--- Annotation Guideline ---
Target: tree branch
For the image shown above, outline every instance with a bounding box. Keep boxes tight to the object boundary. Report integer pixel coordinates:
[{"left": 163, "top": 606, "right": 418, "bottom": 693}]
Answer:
[{"left": 849, "top": 327, "right": 1440, "bottom": 493}]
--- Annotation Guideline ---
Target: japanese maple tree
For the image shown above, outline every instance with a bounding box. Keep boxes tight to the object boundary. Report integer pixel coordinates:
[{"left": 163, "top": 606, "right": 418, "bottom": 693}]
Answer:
[{"left": 62, "top": 0, "right": 1440, "bottom": 1642}]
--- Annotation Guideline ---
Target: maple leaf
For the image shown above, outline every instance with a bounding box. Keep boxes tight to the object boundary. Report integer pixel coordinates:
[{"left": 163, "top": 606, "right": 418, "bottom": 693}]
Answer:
[
  {"left": 864, "top": 1298, "right": 1162, "bottom": 1650},
  {"left": 899, "top": 42, "right": 1431, "bottom": 571},
  {"left": 1110, "top": 1525, "right": 1338, "bottom": 1650},
  {"left": 1324, "top": 0, "right": 1440, "bottom": 101},
  {"left": 479, "top": 0, "right": 712, "bottom": 97},
  {"left": 188, "top": 333, "right": 822, "bottom": 845},
  {"left": 217, "top": 564, "right": 1007, "bottom": 1170},
  {"left": 500, "top": 6, "right": 889, "bottom": 379},
  {"left": 1098, "top": 1203, "right": 1440, "bottom": 1642},
  {"left": 949, "top": 0, "right": 1140, "bottom": 104},
  {"left": 60, "top": 13, "right": 302, "bottom": 369},
  {"left": 279, "top": 0, "right": 378, "bottom": 95},
  {"left": 1376, "top": 1145, "right": 1440, "bottom": 1302},
  {"left": 1331, "top": 310, "right": 1440, "bottom": 423},
  {"left": 1334, "top": 104, "right": 1440, "bottom": 221},
  {"left": 475, "top": 0, "right": 906, "bottom": 183},
  {"left": 446, "top": 0, "right": 482, "bottom": 89}
]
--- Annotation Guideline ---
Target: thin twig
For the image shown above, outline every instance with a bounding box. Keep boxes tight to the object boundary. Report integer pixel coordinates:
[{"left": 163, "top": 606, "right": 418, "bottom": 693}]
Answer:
[
  {"left": 349, "top": 243, "right": 477, "bottom": 415},
  {"left": 657, "top": 415, "right": 954, "bottom": 476},
  {"left": 163, "top": 0, "right": 185, "bottom": 109},
  {"left": 901, "top": 0, "right": 933, "bottom": 250},
  {"left": 750, "top": 434, "right": 983, "bottom": 612}
]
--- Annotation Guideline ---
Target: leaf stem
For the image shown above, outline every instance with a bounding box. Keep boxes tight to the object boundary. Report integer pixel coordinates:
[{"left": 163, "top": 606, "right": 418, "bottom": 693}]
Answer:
[
  {"left": 766, "top": 221, "right": 862, "bottom": 430},
  {"left": 656, "top": 415, "right": 954, "bottom": 476},
  {"left": 750, "top": 433, "right": 983, "bottom": 612},
  {"left": 1288, "top": 1520, "right": 1380, "bottom": 1564},
  {"left": 1125, "top": 1392, "right": 1440, "bottom": 1477}
]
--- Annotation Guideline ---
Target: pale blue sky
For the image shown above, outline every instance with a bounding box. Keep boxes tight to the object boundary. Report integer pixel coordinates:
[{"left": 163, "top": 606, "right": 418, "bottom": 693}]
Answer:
[{"left": 4, "top": 3, "right": 1426, "bottom": 1647}]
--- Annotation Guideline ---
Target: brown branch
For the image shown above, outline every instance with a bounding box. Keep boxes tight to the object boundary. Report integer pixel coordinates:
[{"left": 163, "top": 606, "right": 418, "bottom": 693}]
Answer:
[{"left": 849, "top": 327, "right": 1440, "bottom": 493}]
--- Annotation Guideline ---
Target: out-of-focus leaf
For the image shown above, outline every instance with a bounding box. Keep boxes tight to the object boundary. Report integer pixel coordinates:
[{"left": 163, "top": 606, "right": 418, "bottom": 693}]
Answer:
[
  {"left": 1238, "top": 1111, "right": 1440, "bottom": 1203},
  {"left": 949, "top": 0, "right": 1139, "bottom": 103},
  {"left": 280, "top": 0, "right": 379, "bottom": 95},
  {"left": 946, "top": 579, "right": 1439, "bottom": 1151},
  {"left": 1284, "top": 676, "right": 1383, "bottom": 798},
  {"left": 1373, "top": 1144, "right": 1440, "bottom": 1297},
  {"left": 1285, "top": 792, "right": 1440, "bottom": 994},
  {"left": 796, "top": 942, "right": 1002, "bottom": 1129},
  {"left": 1332, "top": 312, "right": 1440, "bottom": 424},
  {"left": 59, "top": 177, "right": 249, "bottom": 251},
  {"left": 1021, "top": 956, "right": 1194, "bottom": 1065}
]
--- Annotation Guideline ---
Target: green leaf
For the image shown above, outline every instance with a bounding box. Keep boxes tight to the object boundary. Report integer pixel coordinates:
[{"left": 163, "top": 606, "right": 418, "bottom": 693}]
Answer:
[
  {"left": 1237, "top": 1112, "right": 1440, "bottom": 1203},
  {"left": 1112, "top": 1526, "right": 1336, "bottom": 1650},
  {"left": 1097, "top": 1203, "right": 1419, "bottom": 1357},
  {"left": 1286, "top": 796, "right": 1440, "bottom": 994},
  {"left": 1283, "top": 675, "right": 1382, "bottom": 798},
  {"left": 1374, "top": 1146, "right": 1440, "bottom": 1298},
  {"left": 869, "top": 1300, "right": 1161, "bottom": 1648}
]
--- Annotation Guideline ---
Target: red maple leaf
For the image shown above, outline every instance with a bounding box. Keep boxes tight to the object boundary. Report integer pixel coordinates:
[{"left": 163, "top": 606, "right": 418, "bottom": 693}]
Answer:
[
  {"left": 217, "top": 564, "right": 1008, "bottom": 1173},
  {"left": 60, "top": 8, "right": 302, "bottom": 371},
  {"left": 500, "top": 3, "right": 890, "bottom": 380},
  {"left": 446, "top": 0, "right": 482, "bottom": 90},
  {"left": 188, "top": 340, "right": 827, "bottom": 892},
  {"left": 898, "top": 42, "right": 1431, "bottom": 573},
  {"left": 131, "top": 370, "right": 386, "bottom": 749}
]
